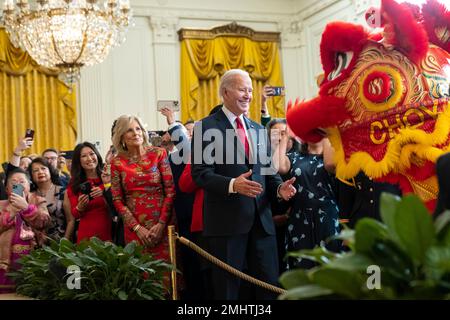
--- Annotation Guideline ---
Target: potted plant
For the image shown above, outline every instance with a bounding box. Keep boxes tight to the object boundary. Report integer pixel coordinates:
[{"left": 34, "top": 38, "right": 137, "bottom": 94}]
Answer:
[
  {"left": 279, "top": 194, "right": 450, "bottom": 299},
  {"left": 8, "top": 237, "right": 173, "bottom": 300}
]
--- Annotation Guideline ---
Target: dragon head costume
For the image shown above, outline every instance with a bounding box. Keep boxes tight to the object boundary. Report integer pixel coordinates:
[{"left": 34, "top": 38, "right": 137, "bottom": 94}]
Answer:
[{"left": 286, "top": 0, "right": 450, "bottom": 211}]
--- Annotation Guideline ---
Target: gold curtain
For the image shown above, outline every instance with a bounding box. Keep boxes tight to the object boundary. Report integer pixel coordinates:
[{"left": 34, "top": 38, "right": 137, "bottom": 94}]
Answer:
[
  {"left": 0, "top": 28, "right": 77, "bottom": 164},
  {"left": 180, "top": 35, "right": 285, "bottom": 122}
]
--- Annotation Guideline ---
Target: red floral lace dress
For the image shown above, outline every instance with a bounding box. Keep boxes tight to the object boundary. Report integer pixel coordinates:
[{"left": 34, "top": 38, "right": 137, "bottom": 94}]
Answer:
[{"left": 110, "top": 146, "right": 175, "bottom": 262}]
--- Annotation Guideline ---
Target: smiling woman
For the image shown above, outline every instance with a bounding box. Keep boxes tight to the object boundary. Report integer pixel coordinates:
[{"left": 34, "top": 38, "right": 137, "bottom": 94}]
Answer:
[
  {"left": 110, "top": 115, "right": 175, "bottom": 266},
  {"left": 66, "top": 142, "right": 112, "bottom": 243}
]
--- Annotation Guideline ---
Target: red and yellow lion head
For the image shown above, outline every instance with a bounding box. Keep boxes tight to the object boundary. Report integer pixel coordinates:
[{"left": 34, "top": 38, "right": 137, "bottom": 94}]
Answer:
[{"left": 286, "top": 0, "right": 450, "bottom": 211}]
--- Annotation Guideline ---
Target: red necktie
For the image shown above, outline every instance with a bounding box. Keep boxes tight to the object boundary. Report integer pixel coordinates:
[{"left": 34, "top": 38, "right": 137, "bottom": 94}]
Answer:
[{"left": 235, "top": 117, "right": 249, "bottom": 159}]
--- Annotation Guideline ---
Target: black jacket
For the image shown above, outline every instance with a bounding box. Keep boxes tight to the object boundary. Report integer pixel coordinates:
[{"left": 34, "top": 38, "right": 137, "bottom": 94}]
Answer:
[
  {"left": 191, "top": 108, "right": 282, "bottom": 237},
  {"left": 434, "top": 152, "right": 450, "bottom": 217}
]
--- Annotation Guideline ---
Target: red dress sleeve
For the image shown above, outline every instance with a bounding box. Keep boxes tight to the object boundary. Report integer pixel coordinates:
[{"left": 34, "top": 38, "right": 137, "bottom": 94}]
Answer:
[
  {"left": 110, "top": 157, "right": 140, "bottom": 231},
  {"left": 157, "top": 148, "right": 175, "bottom": 224},
  {"left": 66, "top": 184, "right": 82, "bottom": 219},
  {"left": 178, "top": 163, "right": 199, "bottom": 194}
]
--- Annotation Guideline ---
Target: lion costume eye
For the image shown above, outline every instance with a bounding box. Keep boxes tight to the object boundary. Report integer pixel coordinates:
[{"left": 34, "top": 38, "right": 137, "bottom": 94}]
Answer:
[{"left": 328, "top": 52, "right": 353, "bottom": 81}]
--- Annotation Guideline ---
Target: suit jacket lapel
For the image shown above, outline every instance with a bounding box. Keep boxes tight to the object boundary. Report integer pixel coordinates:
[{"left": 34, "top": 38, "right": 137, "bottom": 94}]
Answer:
[
  {"left": 244, "top": 117, "right": 258, "bottom": 163},
  {"left": 214, "top": 108, "right": 244, "bottom": 160},
  {"left": 214, "top": 108, "right": 234, "bottom": 132}
]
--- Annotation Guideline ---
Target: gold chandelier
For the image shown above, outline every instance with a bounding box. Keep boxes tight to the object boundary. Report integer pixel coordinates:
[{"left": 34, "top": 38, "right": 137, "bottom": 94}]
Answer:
[{"left": 1, "top": 0, "right": 132, "bottom": 85}]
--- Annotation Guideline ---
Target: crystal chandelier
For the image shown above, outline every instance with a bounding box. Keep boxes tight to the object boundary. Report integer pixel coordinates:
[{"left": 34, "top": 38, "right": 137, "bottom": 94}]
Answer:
[{"left": 1, "top": 0, "right": 132, "bottom": 86}]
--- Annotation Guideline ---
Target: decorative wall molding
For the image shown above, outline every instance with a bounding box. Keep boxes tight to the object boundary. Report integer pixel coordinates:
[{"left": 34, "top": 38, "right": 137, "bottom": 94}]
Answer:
[
  {"left": 351, "top": 0, "right": 379, "bottom": 24},
  {"left": 278, "top": 19, "right": 303, "bottom": 48},
  {"left": 134, "top": 7, "right": 289, "bottom": 24},
  {"left": 149, "top": 15, "right": 179, "bottom": 44},
  {"left": 277, "top": 0, "right": 342, "bottom": 48},
  {"left": 352, "top": 0, "right": 374, "bottom": 15},
  {"left": 296, "top": 0, "right": 342, "bottom": 20},
  {"left": 178, "top": 21, "right": 280, "bottom": 42}
]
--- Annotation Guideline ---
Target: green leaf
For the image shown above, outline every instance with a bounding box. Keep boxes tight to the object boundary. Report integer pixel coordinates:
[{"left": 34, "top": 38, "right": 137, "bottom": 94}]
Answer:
[
  {"left": 312, "top": 268, "right": 364, "bottom": 299},
  {"left": 394, "top": 195, "right": 435, "bottom": 264},
  {"left": 354, "top": 218, "right": 389, "bottom": 255},
  {"left": 279, "top": 269, "right": 311, "bottom": 289},
  {"left": 329, "top": 229, "right": 355, "bottom": 250},
  {"left": 380, "top": 192, "right": 401, "bottom": 242},
  {"left": 285, "top": 246, "right": 340, "bottom": 265},
  {"left": 434, "top": 211, "right": 450, "bottom": 234},
  {"left": 123, "top": 241, "right": 137, "bottom": 255},
  {"left": 59, "top": 238, "right": 75, "bottom": 252},
  {"left": 326, "top": 253, "right": 373, "bottom": 272},
  {"left": 279, "top": 284, "right": 333, "bottom": 300},
  {"left": 118, "top": 290, "right": 128, "bottom": 300},
  {"left": 424, "top": 246, "right": 450, "bottom": 282},
  {"left": 435, "top": 211, "right": 450, "bottom": 245},
  {"left": 370, "top": 239, "right": 415, "bottom": 283},
  {"left": 441, "top": 228, "right": 450, "bottom": 247}
]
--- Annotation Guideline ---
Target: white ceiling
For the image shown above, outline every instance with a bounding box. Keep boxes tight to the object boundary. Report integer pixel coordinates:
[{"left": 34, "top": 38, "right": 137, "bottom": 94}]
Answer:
[{"left": 131, "top": 0, "right": 319, "bottom": 15}]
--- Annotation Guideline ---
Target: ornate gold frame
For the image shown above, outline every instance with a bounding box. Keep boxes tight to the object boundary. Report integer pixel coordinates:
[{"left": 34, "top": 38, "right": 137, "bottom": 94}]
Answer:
[{"left": 178, "top": 21, "right": 280, "bottom": 42}]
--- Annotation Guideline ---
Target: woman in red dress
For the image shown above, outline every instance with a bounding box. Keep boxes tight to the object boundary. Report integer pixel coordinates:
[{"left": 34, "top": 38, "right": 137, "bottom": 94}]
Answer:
[
  {"left": 110, "top": 115, "right": 175, "bottom": 262},
  {"left": 66, "top": 142, "right": 112, "bottom": 243}
]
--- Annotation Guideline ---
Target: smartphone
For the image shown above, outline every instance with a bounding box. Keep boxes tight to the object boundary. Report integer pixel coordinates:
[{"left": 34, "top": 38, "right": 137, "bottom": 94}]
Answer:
[
  {"left": 25, "top": 128, "right": 35, "bottom": 146},
  {"left": 149, "top": 135, "right": 162, "bottom": 147},
  {"left": 25, "top": 128, "right": 35, "bottom": 139},
  {"left": 79, "top": 181, "right": 91, "bottom": 197},
  {"left": 12, "top": 184, "right": 24, "bottom": 197},
  {"left": 266, "top": 86, "right": 285, "bottom": 96},
  {"left": 60, "top": 150, "right": 74, "bottom": 160},
  {"left": 157, "top": 100, "right": 180, "bottom": 112}
]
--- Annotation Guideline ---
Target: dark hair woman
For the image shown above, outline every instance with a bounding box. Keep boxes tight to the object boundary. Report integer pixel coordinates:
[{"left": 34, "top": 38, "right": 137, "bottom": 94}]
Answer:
[
  {"left": 66, "top": 142, "right": 111, "bottom": 243},
  {"left": 28, "top": 157, "right": 75, "bottom": 242},
  {"left": 0, "top": 168, "right": 50, "bottom": 292}
]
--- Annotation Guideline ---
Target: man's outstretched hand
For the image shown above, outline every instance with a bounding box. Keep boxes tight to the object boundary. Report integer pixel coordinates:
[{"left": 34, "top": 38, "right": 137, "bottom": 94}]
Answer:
[{"left": 233, "top": 170, "right": 263, "bottom": 198}]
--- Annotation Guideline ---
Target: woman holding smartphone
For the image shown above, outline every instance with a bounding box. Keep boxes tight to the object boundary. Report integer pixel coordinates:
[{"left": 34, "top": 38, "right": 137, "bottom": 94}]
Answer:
[
  {"left": 0, "top": 168, "right": 50, "bottom": 292},
  {"left": 66, "top": 142, "right": 111, "bottom": 243}
]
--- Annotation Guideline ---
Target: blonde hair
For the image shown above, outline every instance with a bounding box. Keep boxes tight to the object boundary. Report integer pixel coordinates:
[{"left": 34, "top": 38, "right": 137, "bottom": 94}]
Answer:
[
  {"left": 111, "top": 115, "right": 150, "bottom": 154},
  {"left": 219, "top": 69, "right": 251, "bottom": 101}
]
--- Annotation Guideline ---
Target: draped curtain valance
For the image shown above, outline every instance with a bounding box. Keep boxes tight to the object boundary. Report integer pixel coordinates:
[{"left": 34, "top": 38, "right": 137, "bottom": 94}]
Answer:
[{"left": 179, "top": 22, "right": 285, "bottom": 122}]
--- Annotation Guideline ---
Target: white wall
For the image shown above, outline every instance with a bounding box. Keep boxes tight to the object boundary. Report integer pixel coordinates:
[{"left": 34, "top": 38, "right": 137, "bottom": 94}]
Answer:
[{"left": 78, "top": 0, "right": 377, "bottom": 155}]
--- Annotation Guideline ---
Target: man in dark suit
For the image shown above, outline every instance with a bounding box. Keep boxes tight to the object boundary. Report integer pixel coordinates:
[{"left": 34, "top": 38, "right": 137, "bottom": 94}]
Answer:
[
  {"left": 434, "top": 152, "right": 450, "bottom": 218},
  {"left": 191, "top": 69, "right": 296, "bottom": 300}
]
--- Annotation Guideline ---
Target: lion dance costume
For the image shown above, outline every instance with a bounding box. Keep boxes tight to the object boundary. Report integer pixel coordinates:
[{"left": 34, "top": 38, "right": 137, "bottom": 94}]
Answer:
[{"left": 286, "top": 0, "right": 450, "bottom": 212}]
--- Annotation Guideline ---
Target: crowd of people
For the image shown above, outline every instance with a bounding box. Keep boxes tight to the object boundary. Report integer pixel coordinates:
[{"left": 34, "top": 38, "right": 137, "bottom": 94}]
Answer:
[{"left": 3, "top": 68, "right": 447, "bottom": 300}]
